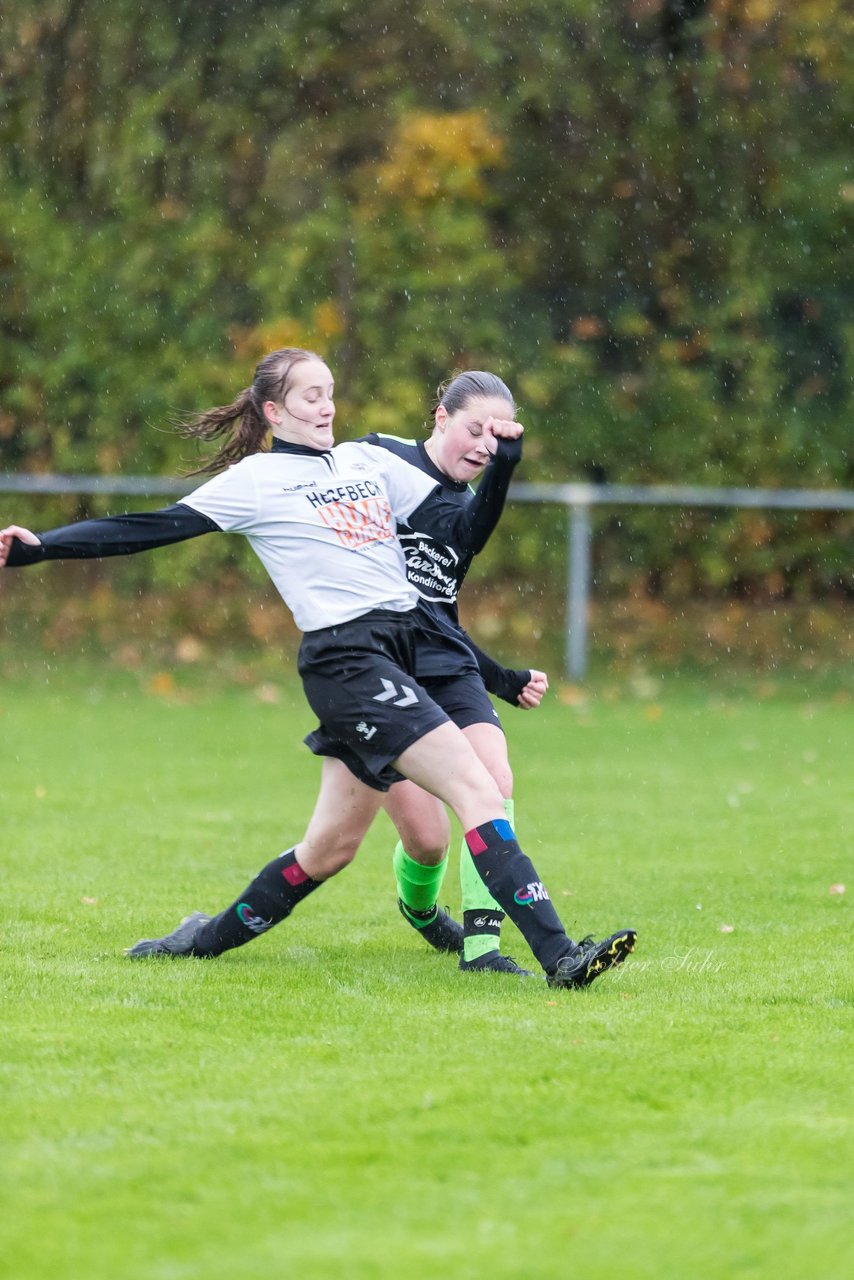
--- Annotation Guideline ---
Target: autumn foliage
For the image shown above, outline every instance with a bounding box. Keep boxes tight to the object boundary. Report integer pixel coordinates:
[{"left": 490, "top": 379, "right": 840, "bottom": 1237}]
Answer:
[{"left": 1, "top": 1, "right": 851, "bottom": 618}]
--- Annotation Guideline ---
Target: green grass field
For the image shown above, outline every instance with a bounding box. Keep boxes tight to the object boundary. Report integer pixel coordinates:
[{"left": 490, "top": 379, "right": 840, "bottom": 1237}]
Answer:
[{"left": 1, "top": 657, "right": 851, "bottom": 1279}]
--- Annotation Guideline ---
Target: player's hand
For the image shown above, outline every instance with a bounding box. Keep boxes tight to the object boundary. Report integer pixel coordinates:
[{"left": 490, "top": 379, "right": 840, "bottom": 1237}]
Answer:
[
  {"left": 483, "top": 417, "right": 524, "bottom": 454},
  {"left": 0, "top": 525, "right": 40, "bottom": 568},
  {"left": 517, "top": 669, "right": 549, "bottom": 710}
]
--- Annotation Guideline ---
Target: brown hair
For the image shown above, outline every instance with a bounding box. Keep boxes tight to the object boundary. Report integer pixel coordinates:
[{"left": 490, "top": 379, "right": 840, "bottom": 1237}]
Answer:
[
  {"left": 432, "top": 370, "right": 516, "bottom": 422},
  {"left": 183, "top": 348, "right": 324, "bottom": 476}
]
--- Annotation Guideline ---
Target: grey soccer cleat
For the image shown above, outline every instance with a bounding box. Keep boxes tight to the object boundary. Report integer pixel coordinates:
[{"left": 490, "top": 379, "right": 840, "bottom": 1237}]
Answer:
[{"left": 125, "top": 911, "right": 212, "bottom": 958}]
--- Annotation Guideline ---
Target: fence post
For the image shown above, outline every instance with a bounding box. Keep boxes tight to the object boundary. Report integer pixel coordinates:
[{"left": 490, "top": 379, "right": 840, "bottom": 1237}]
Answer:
[{"left": 567, "top": 499, "right": 592, "bottom": 681}]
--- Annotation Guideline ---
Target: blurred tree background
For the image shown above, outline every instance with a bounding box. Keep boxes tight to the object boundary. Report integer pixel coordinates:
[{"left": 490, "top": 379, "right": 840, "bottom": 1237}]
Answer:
[{"left": 1, "top": 0, "right": 852, "bottom": 669}]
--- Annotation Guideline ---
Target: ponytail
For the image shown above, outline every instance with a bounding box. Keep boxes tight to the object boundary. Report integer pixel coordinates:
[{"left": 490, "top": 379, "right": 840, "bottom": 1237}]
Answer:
[
  {"left": 182, "top": 386, "right": 267, "bottom": 476},
  {"left": 182, "top": 347, "right": 324, "bottom": 476}
]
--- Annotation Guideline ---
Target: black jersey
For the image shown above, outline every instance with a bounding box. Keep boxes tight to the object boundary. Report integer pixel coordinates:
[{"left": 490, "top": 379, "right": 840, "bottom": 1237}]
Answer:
[
  {"left": 364, "top": 433, "right": 529, "bottom": 701},
  {"left": 365, "top": 435, "right": 470, "bottom": 601}
]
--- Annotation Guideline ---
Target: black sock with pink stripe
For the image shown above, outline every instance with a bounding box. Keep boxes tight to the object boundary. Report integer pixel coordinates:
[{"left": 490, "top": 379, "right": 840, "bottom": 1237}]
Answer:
[
  {"left": 191, "top": 848, "right": 321, "bottom": 957},
  {"left": 465, "top": 819, "right": 577, "bottom": 973}
]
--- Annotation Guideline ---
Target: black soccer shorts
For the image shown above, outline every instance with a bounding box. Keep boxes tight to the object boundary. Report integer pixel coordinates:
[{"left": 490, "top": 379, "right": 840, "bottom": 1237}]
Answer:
[
  {"left": 303, "top": 626, "right": 504, "bottom": 792},
  {"left": 298, "top": 609, "right": 450, "bottom": 791},
  {"left": 420, "top": 672, "right": 503, "bottom": 733}
]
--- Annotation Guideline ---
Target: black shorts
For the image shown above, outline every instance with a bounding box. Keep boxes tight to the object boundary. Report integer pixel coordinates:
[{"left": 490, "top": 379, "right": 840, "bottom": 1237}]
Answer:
[
  {"left": 304, "top": 663, "right": 503, "bottom": 792},
  {"left": 298, "top": 610, "right": 450, "bottom": 792},
  {"left": 420, "top": 672, "right": 503, "bottom": 733}
]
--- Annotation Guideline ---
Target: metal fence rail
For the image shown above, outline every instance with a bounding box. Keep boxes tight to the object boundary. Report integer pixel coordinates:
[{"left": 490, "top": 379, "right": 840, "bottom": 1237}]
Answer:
[
  {"left": 510, "top": 483, "right": 854, "bottom": 678},
  {"left": 0, "top": 474, "right": 187, "bottom": 496},
  {"left": 3, "top": 474, "right": 853, "bottom": 679}
]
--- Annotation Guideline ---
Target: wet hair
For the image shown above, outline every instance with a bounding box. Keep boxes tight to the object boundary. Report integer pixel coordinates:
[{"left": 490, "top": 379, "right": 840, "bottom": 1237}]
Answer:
[
  {"left": 182, "top": 347, "right": 325, "bottom": 475},
  {"left": 432, "top": 370, "right": 516, "bottom": 421}
]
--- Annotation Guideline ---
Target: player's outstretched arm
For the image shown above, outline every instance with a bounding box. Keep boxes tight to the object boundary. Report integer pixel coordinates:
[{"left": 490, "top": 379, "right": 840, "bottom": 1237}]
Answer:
[
  {"left": 0, "top": 525, "right": 41, "bottom": 568},
  {"left": 0, "top": 505, "right": 220, "bottom": 569}
]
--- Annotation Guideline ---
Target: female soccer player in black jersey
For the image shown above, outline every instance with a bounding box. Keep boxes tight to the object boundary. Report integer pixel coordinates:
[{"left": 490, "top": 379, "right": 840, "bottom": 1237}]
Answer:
[{"left": 2, "top": 348, "right": 635, "bottom": 988}]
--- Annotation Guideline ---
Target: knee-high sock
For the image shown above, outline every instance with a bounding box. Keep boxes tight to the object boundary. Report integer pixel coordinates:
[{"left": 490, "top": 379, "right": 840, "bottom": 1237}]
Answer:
[
  {"left": 192, "top": 848, "right": 321, "bottom": 957},
  {"left": 464, "top": 820, "right": 575, "bottom": 973},
  {"left": 393, "top": 842, "right": 449, "bottom": 923},
  {"left": 460, "top": 799, "right": 512, "bottom": 962}
]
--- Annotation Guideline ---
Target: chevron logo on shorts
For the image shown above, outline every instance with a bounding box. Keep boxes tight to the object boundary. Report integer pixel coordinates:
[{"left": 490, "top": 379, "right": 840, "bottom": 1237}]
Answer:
[{"left": 373, "top": 678, "right": 419, "bottom": 707}]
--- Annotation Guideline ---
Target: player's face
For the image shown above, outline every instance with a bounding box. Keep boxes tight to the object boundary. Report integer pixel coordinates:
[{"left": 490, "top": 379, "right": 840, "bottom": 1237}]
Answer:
[
  {"left": 266, "top": 359, "right": 336, "bottom": 450},
  {"left": 429, "top": 395, "right": 515, "bottom": 483}
]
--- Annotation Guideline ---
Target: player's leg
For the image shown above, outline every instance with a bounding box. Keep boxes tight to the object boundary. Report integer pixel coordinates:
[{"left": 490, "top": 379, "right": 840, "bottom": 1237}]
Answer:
[
  {"left": 296, "top": 757, "right": 386, "bottom": 879},
  {"left": 394, "top": 722, "right": 636, "bottom": 984},
  {"left": 127, "top": 758, "right": 383, "bottom": 958},
  {"left": 456, "top": 721, "right": 525, "bottom": 971},
  {"left": 417, "top": 673, "right": 528, "bottom": 974},
  {"left": 384, "top": 781, "right": 463, "bottom": 952},
  {"left": 299, "top": 630, "right": 635, "bottom": 986},
  {"left": 305, "top": 717, "right": 462, "bottom": 952}
]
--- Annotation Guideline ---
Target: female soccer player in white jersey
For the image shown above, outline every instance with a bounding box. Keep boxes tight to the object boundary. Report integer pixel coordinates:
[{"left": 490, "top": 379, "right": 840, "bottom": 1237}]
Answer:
[
  {"left": 126, "top": 369, "right": 549, "bottom": 977},
  {"left": 312, "top": 371, "right": 550, "bottom": 975},
  {"left": 1, "top": 348, "right": 635, "bottom": 988}
]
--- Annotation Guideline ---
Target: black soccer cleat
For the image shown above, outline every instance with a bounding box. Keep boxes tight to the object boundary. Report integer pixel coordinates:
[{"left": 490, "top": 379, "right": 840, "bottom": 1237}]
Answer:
[
  {"left": 397, "top": 899, "right": 464, "bottom": 954},
  {"left": 459, "top": 950, "right": 535, "bottom": 977},
  {"left": 125, "top": 911, "right": 212, "bottom": 958},
  {"left": 546, "top": 929, "right": 637, "bottom": 989}
]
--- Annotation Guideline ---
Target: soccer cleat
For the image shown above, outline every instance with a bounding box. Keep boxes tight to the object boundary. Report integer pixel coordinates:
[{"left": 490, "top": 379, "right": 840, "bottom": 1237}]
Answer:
[
  {"left": 397, "top": 899, "right": 464, "bottom": 953},
  {"left": 546, "top": 929, "right": 637, "bottom": 989},
  {"left": 125, "top": 911, "right": 212, "bottom": 958},
  {"left": 459, "top": 950, "right": 535, "bottom": 977}
]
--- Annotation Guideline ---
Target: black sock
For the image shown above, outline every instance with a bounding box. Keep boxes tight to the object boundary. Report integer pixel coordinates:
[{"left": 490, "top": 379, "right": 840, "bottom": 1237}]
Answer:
[
  {"left": 192, "top": 848, "right": 321, "bottom": 957},
  {"left": 464, "top": 820, "right": 576, "bottom": 973}
]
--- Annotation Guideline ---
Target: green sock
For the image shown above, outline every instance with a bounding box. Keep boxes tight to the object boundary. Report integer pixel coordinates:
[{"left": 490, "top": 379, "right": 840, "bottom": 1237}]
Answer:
[
  {"left": 393, "top": 842, "right": 449, "bottom": 920},
  {"left": 460, "top": 798, "right": 514, "bottom": 962}
]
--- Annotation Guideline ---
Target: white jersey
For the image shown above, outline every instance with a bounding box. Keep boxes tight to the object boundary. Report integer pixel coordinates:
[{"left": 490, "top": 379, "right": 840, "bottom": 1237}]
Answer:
[{"left": 181, "top": 441, "right": 440, "bottom": 632}]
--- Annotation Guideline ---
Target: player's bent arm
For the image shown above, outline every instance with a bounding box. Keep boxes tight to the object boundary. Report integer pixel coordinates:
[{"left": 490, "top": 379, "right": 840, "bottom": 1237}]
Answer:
[
  {"left": 0, "top": 503, "right": 220, "bottom": 568},
  {"left": 516, "top": 669, "right": 549, "bottom": 710},
  {"left": 408, "top": 433, "right": 522, "bottom": 555},
  {"left": 461, "top": 631, "right": 532, "bottom": 707}
]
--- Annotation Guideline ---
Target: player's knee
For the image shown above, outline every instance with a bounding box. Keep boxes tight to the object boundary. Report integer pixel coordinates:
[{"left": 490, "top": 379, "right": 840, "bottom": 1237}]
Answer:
[
  {"left": 297, "top": 835, "right": 359, "bottom": 879},
  {"left": 456, "top": 763, "right": 506, "bottom": 816},
  {"left": 327, "top": 837, "right": 360, "bottom": 872},
  {"left": 402, "top": 831, "right": 449, "bottom": 865},
  {"left": 489, "top": 762, "right": 513, "bottom": 799},
  {"left": 395, "top": 808, "right": 451, "bottom": 864}
]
